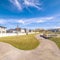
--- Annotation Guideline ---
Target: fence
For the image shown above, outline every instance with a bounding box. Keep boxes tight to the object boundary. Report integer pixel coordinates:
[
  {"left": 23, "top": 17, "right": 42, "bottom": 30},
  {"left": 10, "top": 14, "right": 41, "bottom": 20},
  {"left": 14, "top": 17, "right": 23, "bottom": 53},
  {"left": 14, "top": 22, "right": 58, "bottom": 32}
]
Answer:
[{"left": 0, "top": 32, "right": 35, "bottom": 37}]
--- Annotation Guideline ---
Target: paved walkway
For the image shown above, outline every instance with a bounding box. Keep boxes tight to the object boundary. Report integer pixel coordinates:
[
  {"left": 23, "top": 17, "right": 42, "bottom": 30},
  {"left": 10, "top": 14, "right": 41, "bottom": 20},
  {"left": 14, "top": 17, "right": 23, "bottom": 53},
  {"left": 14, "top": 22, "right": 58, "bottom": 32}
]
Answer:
[{"left": 0, "top": 34, "right": 60, "bottom": 60}]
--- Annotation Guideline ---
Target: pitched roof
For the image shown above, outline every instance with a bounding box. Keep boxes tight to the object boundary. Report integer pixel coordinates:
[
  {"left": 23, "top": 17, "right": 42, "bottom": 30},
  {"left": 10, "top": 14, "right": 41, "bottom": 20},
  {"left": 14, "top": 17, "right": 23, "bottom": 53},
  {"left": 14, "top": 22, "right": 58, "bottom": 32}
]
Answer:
[{"left": 0, "top": 26, "right": 6, "bottom": 28}]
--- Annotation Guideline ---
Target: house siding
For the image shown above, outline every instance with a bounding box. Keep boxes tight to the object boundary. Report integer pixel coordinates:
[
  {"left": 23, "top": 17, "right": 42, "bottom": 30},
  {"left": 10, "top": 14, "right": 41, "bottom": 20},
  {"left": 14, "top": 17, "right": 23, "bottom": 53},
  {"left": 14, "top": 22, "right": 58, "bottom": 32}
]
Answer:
[{"left": 0, "top": 27, "right": 6, "bottom": 33}]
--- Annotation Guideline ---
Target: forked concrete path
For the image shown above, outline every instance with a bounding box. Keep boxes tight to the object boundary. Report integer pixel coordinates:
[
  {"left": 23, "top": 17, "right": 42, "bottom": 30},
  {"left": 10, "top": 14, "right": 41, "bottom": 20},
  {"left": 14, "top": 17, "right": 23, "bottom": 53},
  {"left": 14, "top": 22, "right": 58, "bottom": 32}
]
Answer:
[{"left": 0, "top": 34, "right": 60, "bottom": 60}]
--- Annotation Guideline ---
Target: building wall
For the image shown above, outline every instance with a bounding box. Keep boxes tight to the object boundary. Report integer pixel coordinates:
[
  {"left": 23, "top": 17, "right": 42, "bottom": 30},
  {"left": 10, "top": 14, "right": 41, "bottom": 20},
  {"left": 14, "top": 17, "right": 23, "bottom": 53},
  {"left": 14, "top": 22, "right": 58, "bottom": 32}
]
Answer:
[
  {"left": 0, "top": 27, "right": 6, "bottom": 33},
  {"left": 21, "top": 29, "right": 25, "bottom": 33}
]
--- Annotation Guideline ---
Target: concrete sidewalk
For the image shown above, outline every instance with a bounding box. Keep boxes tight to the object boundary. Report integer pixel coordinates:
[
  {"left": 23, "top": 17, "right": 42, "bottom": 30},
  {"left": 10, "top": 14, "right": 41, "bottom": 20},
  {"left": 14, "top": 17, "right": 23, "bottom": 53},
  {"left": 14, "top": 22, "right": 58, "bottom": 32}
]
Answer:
[{"left": 0, "top": 34, "right": 60, "bottom": 60}]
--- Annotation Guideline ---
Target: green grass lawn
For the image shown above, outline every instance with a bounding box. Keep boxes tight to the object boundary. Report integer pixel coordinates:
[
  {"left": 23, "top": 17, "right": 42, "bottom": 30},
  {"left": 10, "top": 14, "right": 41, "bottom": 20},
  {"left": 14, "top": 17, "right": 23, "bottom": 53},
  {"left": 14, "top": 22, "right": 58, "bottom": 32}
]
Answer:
[
  {"left": 0, "top": 34, "right": 39, "bottom": 50},
  {"left": 50, "top": 37, "right": 60, "bottom": 48}
]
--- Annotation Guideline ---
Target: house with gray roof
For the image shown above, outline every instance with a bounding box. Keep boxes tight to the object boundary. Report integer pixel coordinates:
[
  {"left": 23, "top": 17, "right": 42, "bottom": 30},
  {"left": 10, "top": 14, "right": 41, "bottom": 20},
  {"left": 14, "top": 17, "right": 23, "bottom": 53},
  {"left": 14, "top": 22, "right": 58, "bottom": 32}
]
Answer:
[{"left": 0, "top": 26, "right": 6, "bottom": 33}]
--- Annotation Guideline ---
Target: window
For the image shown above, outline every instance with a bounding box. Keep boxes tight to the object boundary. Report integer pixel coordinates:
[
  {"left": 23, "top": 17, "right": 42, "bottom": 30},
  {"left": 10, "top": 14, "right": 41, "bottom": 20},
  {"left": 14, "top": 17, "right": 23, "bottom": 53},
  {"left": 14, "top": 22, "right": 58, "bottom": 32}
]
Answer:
[{"left": 2, "top": 31, "right": 5, "bottom": 33}]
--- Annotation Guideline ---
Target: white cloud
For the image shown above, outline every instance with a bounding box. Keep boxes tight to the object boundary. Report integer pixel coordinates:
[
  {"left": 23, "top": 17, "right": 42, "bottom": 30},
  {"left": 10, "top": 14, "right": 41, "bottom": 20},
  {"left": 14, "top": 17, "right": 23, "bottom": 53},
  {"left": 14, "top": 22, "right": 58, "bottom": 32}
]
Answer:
[
  {"left": 18, "top": 20, "right": 25, "bottom": 24},
  {"left": 40, "top": 17, "right": 54, "bottom": 20},
  {"left": 36, "top": 20, "right": 45, "bottom": 23},
  {"left": 0, "top": 19, "right": 17, "bottom": 24},
  {"left": 17, "top": 17, "right": 54, "bottom": 24},
  {"left": 0, "top": 19, "right": 6, "bottom": 24},
  {"left": 0, "top": 16, "right": 60, "bottom": 29},
  {"left": 53, "top": 26, "right": 60, "bottom": 29},
  {"left": 0, "top": 16, "right": 54, "bottom": 25},
  {"left": 9, "top": 0, "right": 41, "bottom": 11},
  {"left": 24, "top": 0, "right": 41, "bottom": 10},
  {"left": 9, "top": 0, "right": 22, "bottom": 10}
]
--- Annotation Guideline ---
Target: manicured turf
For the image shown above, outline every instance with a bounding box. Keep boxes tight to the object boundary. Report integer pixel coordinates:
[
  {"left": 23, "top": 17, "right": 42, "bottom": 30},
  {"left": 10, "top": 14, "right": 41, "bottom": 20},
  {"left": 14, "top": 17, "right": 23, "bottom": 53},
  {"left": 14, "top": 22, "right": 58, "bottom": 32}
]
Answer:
[
  {"left": 0, "top": 34, "right": 39, "bottom": 50},
  {"left": 50, "top": 37, "right": 60, "bottom": 48}
]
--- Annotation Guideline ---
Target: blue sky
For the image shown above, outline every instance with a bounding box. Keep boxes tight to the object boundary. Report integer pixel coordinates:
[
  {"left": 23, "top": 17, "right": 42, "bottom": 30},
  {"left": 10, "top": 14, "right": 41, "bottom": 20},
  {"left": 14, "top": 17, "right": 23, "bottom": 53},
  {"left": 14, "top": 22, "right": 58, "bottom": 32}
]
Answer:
[{"left": 0, "top": 0, "right": 60, "bottom": 29}]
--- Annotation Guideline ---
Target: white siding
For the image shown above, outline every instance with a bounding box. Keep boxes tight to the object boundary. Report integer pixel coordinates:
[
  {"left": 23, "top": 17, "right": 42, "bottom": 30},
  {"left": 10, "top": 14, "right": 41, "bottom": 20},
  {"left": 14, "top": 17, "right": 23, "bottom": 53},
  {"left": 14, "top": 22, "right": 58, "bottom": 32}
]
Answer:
[
  {"left": 0, "top": 27, "right": 6, "bottom": 33},
  {"left": 21, "top": 29, "right": 25, "bottom": 33}
]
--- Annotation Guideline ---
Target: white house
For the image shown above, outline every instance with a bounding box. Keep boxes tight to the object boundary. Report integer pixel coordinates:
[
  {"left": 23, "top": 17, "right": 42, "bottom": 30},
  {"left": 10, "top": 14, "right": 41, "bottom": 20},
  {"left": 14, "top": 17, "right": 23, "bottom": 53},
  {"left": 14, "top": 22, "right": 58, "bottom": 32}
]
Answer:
[
  {"left": 7, "top": 28, "right": 26, "bottom": 33},
  {"left": 20, "top": 29, "right": 26, "bottom": 33},
  {"left": 15, "top": 28, "right": 26, "bottom": 33},
  {"left": 0, "top": 26, "right": 6, "bottom": 34}
]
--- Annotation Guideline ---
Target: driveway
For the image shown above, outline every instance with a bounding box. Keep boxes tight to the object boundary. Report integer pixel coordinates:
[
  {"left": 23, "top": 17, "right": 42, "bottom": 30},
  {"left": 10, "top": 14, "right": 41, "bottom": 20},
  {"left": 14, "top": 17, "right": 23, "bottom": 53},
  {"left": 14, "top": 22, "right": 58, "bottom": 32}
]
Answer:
[{"left": 0, "top": 34, "right": 60, "bottom": 60}]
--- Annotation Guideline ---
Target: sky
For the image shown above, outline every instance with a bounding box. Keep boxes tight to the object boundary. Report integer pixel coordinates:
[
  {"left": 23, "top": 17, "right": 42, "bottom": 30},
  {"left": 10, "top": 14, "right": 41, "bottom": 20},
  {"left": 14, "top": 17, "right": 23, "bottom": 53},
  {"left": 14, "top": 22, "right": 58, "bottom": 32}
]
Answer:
[{"left": 0, "top": 0, "right": 60, "bottom": 29}]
